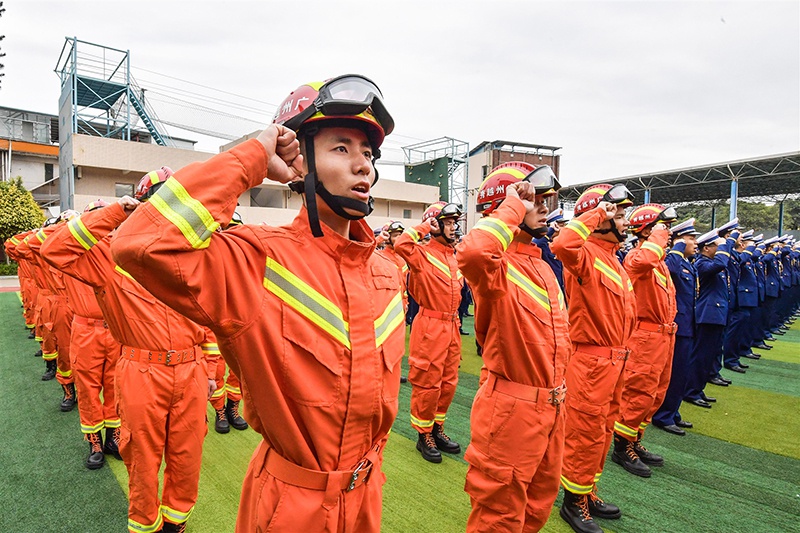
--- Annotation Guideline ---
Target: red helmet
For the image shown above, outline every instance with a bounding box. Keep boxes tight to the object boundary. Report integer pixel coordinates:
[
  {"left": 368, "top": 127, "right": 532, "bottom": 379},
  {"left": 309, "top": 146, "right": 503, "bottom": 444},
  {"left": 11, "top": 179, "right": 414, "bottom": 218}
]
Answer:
[
  {"left": 57, "top": 209, "right": 80, "bottom": 223},
  {"left": 83, "top": 199, "right": 109, "bottom": 213},
  {"left": 476, "top": 162, "right": 560, "bottom": 215},
  {"left": 272, "top": 74, "right": 393, "bottom": 150},
  {"left": 423, "top": 202, "right": 462, "bottom": 223},
  {"left": 228, "top": 211, "right": 243, "bottom": 226},
  {"left": 135, "top": 166, "right": 174, "bottom": 201},
  {"left": 574, "top": 183, "right": 634, "bottom": 216},
  {"left": 627, "top": 203, "right": 678, "bottom": 234}
]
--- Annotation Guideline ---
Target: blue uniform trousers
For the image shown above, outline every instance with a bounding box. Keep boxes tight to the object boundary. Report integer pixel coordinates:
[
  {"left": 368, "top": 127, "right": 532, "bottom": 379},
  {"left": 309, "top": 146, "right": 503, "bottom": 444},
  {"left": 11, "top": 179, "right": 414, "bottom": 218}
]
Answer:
[
  {"left": 653, "top": 335, "right": 693, "bottom": 426},
  {"left": 723, "top": 308, "right": 748, "bottom": 367},
  {"left": 685, "top": 323, "right": 724, "bottom": 401}
]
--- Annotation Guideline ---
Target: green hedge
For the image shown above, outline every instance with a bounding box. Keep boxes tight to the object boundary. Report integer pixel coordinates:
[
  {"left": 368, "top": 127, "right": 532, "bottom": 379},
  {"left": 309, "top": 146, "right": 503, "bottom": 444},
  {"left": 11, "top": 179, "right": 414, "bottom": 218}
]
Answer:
[{"left": 0, "top": 262, "right": 19, "bottom": 276}]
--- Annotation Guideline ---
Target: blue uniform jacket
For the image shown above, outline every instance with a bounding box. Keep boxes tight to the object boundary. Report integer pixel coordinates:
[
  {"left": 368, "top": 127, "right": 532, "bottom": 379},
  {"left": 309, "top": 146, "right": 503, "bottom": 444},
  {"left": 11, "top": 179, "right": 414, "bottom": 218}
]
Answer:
[
  {"left": 753, "top": 248, "right": 766, "bottom": 302},
  {"left": 533, "top": 231, "right": 565, "bottom": 292},
  {"left": 695, "top": 239, "right": 732, "bottom": 325},
  {"left": 762, "top": 251, "right": 781, "bottom": 298},
  {"left": 665, "top": 241, "right": 697, "bottom": 338},
  {"left": 737, "top": 245, "right": 758, "bottom": 308}
]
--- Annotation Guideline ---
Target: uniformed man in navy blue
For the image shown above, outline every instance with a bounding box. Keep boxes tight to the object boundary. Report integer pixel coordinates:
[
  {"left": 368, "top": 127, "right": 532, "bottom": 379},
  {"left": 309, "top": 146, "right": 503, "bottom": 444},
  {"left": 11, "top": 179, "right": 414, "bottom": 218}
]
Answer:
[
  {"left": 749, "top": 235, "right": 771, "bottom": 353},
  {"left": 684, "top": 227, "right": 733, "bottom": 405},
  {"left": 722, "top": 226, "right": 754, "bottom": 373},
  {"left": 533, "top": 207, "right": 566, "bottom": 292},
  {"left": 761, "top": 237, "right": 783, "bottom": 339},
  {"left": 653, "top": 218, "right": 699, "bottom": 435},
  {"left": 734, "top": 231, "right": 761, "bottom": 360}
]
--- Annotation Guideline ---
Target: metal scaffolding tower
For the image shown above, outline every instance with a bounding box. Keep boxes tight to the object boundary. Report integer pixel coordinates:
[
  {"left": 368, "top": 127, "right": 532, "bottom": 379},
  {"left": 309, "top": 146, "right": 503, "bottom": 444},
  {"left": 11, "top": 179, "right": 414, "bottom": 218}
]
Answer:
[{"left": 403, "top": 137, "right": 469, "bottom": 208}]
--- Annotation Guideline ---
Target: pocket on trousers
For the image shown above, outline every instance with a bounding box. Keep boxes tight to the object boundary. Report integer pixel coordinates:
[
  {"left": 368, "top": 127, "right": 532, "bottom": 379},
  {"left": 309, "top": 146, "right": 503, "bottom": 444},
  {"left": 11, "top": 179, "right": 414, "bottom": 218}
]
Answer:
[{"left": 464, "top": 445, "right": 516, "bottom": 514}]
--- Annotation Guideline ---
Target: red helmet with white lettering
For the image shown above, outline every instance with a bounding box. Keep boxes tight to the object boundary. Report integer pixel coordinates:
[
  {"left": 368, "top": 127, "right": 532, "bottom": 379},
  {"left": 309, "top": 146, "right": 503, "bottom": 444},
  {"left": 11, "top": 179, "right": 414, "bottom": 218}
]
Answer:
[
  {"left": 83, "top": 199, "right": 110, "bottom": 213},
  {"left": 423, "top": 202, "right": 462, "bottom": 223},
  {"left": 574, "top": 183, "right": 634, "bottom": 216},
  {"left": 135, "top": 166, "right": 174, "bottom": 201},
  {"left": 476, "top": 162, "right": 560, "bottom": 215},
  {"left": 627, "top": 203, "right": 678, "bottom": 234}
]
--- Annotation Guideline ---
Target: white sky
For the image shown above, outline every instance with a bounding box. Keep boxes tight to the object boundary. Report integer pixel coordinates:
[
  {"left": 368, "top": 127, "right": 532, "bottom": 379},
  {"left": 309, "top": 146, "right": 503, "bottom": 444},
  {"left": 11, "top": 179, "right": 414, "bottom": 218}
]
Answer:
[{"left": 1, "top": 0, "right": 798, "bottom": 185}]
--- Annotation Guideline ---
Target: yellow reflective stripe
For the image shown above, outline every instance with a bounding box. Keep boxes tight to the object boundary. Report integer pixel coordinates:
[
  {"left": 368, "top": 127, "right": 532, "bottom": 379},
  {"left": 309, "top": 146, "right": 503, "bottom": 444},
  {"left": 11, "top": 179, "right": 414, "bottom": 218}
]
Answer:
[
  {"left": 34, "top": 336, "right": 44, "bottom": 342},
  {"left": 81, "top": 422, "right": 105, "bottom": 434},
  {"left": 211, "top": 388, "right": 225, "bottom": 399},
  {"left": 57, "top": 368, "right": 72, "bottom": 378},
  {"left": 639, "top": 422, "right": 649, "bottom": 430},
  {"left": 263, "top": 257, "right": 350, "bottom": 349},
  {"left": 654, "top": 269, "right": 668, "bottom": 289},
  {"left": 105, "top": 419, "right": 121, "bottom": 428},
  {"left": 160, "top": 504, "right": 194, "bottom": 523},
  {"left": 425, "top": 252, "right": 452, "bottom": 278},
  {"left": 434, "top": 413, "right": 446, "bottom": 422},
  {"left": 507, "top": 263, "right": 552, "bottom": 312},
  {"left": 401, "top": 264, "right": 409, "bottom": 273},
  {"left": 593, "top": 472, "right": 602, "bottom": 483},
  {"left": 114, "top": 265, "right": 133, "bottom": 279},
  {"left": 641, "top": 241, "right": 665, "bottom": 259},
  {"left": 627, "top": 279, "right": 634, "bottom": 292},
  {"left": 42, "top": 351, "right": 58, "bottom": 361},
  {"left": 150, "top": 178, "right": 220, "bottom": 250},
  {"left": 404, "top": 227, "right": 420, "bottom": 243},
  {"left": 593, "top": 258, "right": 623, "bottom": 288},
  {"left": 225, "top": 384, "right": 241, "bottom": 395},
  {"left": 557, "top": 289, "right": 565, "bottom": 310},
  {"left": 565, "top": 219, "right": 590, "bottom": 240},
  {"left": 374, "top": 291, "right": 405, "bottom": 348},
  {"left": 560, "top": 476, "right": 593, "bottom": 495},
  {"left": 473, "top": 217, "right": 513, "bottom": 250},
  {"left": 614, "top": 421, "right": 639, "bottom": 438},
  {"left": 36, "top": 229, "right": 47, "bottom": 243},
  {"left": 410, "top": 414, "right": 435, "bottom": 428},
  {"left": 10, "top": 236, "right": 20, "bottom": 245},
  {"left": 201, "top": 343, "right": 221, "bottom": 355},
  {"left": 128, "top": 515, "right": 163, "bottom": 533},
  {"left": 68, "top": 218, "right": 99, "bottom": 250}
]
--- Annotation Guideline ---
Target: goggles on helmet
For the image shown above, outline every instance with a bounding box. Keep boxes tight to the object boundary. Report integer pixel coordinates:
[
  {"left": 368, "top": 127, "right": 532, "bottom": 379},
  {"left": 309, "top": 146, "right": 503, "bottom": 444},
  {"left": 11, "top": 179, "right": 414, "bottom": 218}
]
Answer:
[
  {"left": 438, "top": 203, "right": 463, "bottom": 220},
  {"left": 523, "top": 165, "right": 561, "bottom": 195},
  {"left": 657, "top": 206, "right": 678, "bottom": 223},
  {"left": 387, "top": 221, "right": 405, "bottom": 233},
  {"left": 602, "top": 184, "right": 635, "bottom": 205},
  {"left": 283, "top": 74, "right": 395, "bottom": 138}
]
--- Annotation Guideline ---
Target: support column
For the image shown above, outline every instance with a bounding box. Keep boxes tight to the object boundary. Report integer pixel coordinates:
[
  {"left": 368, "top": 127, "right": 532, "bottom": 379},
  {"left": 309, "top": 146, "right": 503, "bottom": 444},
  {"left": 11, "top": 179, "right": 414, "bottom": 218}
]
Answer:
[
  {"left": 778, "top": 201, "right": 785, "bottom": 236},
  {"left": 644, "top": 189, "right": 651, "bottom": 204},
  {"left": 711, "top": 206, "right": 717, "bottom": 228},
  {"left": 730, "top": 179, "right": 738, "bottom": 220}
]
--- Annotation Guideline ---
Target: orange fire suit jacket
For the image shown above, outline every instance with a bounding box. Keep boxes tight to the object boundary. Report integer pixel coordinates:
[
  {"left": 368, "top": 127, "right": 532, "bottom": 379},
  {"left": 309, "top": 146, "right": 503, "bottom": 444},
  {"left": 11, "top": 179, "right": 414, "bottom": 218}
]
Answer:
[
  {"left": 457, "top": 196, "right": 571, "bottom": 388},
  {"left": 109, "top": 139, "right": 406, "bottom": 532},
  {"left": 623, "top": 229, "right": 677, "bottom": 325},
  {"left": 377, "top": 245, "right": 408, "bottom": 309},
  {"left": 551, "top": 207, "right": 637, "bottom": 347},
  {"left": 39, "top": 204, "right": 215, "bottom": 367},
  {"left": 394, "top": 224, "right": 463, "bottom": 314}
]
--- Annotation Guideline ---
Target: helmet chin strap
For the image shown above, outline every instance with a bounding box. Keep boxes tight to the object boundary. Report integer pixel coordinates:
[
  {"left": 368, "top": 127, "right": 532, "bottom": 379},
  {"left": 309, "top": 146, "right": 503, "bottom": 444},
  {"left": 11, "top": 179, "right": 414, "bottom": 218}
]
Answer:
[
  {"left": 432, "top": 220, "right": 459, "bottom": 244},
  {"left": 290, "top": 132, "right": 375, "bottom": 238},
  {"left": 594, "top": 219, "right": 627, "bottom": 242},
  {"left": 519, "top": 223, "right": 547, "bottom": 239}
]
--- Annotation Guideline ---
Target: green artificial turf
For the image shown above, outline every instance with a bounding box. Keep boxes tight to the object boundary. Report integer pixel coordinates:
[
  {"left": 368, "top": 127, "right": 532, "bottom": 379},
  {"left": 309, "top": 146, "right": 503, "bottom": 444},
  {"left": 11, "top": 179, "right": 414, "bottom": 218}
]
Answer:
[{"left": 2, "top": 292, "right": 799, "bottom": 533}]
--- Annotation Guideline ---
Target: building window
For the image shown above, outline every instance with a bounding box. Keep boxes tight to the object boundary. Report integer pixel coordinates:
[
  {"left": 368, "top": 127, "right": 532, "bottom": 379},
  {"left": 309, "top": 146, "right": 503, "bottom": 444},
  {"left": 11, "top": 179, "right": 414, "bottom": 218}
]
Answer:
[
  {"left": 115, "top": 183, "right": 134, "bottom": 197},
  {"left": 44, "top": 164, "right": 54, "bottom": 182},
  {"left": 403, "top": 209, "right": 412, "bottom": 219},
  {"left": 482, "top": 165, "right": 490, "bottom": 178}
]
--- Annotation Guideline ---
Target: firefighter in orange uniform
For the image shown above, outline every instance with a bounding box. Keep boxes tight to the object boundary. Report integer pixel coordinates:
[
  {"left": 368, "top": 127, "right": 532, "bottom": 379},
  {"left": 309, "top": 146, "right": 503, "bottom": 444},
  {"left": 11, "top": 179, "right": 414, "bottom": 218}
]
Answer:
[
  {"left": 611, "top": 203, "right": 678, "bottom": 478},
  {"left": 6, "top": 231, "right": 38, "bottom": 333},
  {"left": 377, "top": 221, "right": 409, "bottom": 309},
  {"left": 111, "top": 75, "right": 405, "bottom": 532},
  {"left": 41, "top": 171, "right": 218, "bottom": 533},
  {"left": 457, "top": 162, "right": 571, "bottom": 532},
  {"left": 394, "top": 200, "right": 464, "bottom": 463},
  {"left": 551, "top": 184, "right": 637, "bottom": 533}
]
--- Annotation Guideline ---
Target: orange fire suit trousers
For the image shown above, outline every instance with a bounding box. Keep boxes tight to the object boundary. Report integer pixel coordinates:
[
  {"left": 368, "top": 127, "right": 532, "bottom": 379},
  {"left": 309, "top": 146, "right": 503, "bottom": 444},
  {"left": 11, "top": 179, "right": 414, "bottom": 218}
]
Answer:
[
  {"left": 51, "top": 296, "right": 74, "bottom": 386},
  {"left": 210, "top": 360, "right": 242, "bottom": 410},
  {"left": 70, "top": 316, "right": 120, "bottom": 434},
  {"left": 616, "top": 325, "right": 676, "bottom": 440},
  {"left": 116, "top": 348, "right": 209, "bottom": 531},
  {"left": 22, "top": 278, "right": 37, "bottom": 329},
  {"left": 237, "top": 440, "right": 384, "bottom": 532},
  {"left": 34, "top": 290, "right": 49, "bottom": 344},
  {"left": 465, "top": 373, "right": 565, "bottom": 532},
  {"left": 560, "top": 345, "right": 627, "bottom": 494},
  {"left": 408, "top": 311, "right": 462, "bottom": 433}
]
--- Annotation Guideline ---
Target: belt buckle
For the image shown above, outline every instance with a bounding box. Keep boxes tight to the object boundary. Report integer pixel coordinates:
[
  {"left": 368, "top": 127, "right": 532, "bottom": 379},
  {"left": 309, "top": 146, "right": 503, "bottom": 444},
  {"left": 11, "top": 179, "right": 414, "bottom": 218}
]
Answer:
[
  {"left": 548, "top": 385, "right": 566, "bottom": 406},
  {"left": 348, "top": 459, "right": 372, "bottom": 491},
  {"left": 165, "top": 350, "right": 175, "bottom": 366}
]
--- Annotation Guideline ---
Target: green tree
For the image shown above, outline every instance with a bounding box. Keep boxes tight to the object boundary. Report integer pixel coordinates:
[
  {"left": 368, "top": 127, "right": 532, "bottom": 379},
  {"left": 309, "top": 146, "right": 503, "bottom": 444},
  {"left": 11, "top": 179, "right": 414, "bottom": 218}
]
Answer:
[{"left": 0, "top": 177, "right": 46, "bottom": 257}]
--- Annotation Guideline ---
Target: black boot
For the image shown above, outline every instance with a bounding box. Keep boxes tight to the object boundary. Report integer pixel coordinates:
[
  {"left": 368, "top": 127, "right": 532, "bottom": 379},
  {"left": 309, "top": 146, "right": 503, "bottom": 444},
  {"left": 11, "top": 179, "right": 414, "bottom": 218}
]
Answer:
[
  {"left": 41, "top": 359, "right": 56, "bottom": 381},
  {"left": 432, "top": 422, "right": 461, "bottom": 454},
  {"left": 416, "top": 432, "right": 442, "bottom": 463},
  {"left": 400, "top": 376, "right": 408, "bottom": 384},
  {"left": 34, "top": 349, "right": 42, "bottom": 357},
  {"left": 161, "top": 521, "right": 187, "bottom": 533},
  {"left": 214, "top": 407, "right": 230, "bottom": 434},
  {"left": 634, "top": 437, "right": 664, "bottom": 467},
  {"left": 225, "top": 399, "right": 249, "bottom": 431},
  {"left": 560, "top": 491, "right": 603, "bottom": 533},
  {"left": 28, "top": 330, "right": 35, "bottom": 339},
  {"left": 60, "top": 383, "right": 77, "bottom": 412},
  {"left": 104, "top": 427, "right": 122, "bottom": 460},
  {"left": 86, "top": 431, "right": 105, "bottom": 470},
  {"left": 611, "top": 434, "right": 651, "bottom": 478},
  {"left": 587, "top": 486, "right": 621, "bottom": 519}
]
